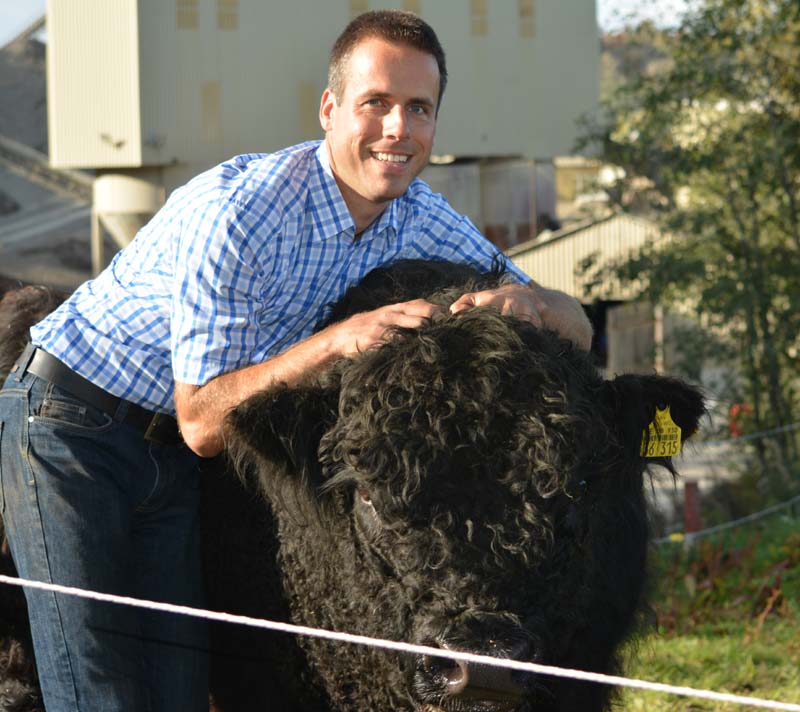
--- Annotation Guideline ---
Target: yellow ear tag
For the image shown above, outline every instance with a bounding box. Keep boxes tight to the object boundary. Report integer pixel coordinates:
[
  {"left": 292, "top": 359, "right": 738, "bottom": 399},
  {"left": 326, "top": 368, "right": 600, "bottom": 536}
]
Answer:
[{"left": 641, "top": 406, "right": 682, "bottom": 458}]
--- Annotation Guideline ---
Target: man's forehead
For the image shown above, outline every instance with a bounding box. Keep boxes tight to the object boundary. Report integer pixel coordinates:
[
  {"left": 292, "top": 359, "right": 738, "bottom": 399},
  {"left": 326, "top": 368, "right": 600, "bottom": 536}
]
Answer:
[{"left": 342, "top": 38, "right": 440, "bottom": 98}]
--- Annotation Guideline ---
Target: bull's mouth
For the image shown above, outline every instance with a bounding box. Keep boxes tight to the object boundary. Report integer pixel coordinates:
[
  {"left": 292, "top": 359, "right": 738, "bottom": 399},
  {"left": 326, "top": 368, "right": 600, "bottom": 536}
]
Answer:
[
  {"left": 413, "top": 678, "right": 529, "bottom": 712},
  {"left": 414, "top": 686, "right": 528, "bottom": 712},
  {"left": 416, "top": 702, "right": 523, "bottom": 712}
]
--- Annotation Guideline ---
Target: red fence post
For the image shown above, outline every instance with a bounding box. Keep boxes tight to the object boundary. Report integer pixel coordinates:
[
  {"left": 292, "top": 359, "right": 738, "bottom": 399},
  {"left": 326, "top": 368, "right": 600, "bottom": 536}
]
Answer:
[{"left": 684, "top": 480, "right": 701, "bottom": 534}]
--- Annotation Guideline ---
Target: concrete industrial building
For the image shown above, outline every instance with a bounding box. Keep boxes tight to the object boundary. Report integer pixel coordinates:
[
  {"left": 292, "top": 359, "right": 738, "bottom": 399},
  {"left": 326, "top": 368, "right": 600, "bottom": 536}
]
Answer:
[{"left": 44, "top": 0, "right": 599, "bottom": 268}]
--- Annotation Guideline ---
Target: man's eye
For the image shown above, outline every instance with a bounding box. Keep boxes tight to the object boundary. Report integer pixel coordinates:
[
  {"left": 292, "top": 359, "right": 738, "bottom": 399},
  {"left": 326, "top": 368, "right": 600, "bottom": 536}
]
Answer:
[
  {"left": 365, "top": 98, "right": 383, "bottom": 107},
  {"left": 409, "top": 104, "right": 428, "bottom": 116}
]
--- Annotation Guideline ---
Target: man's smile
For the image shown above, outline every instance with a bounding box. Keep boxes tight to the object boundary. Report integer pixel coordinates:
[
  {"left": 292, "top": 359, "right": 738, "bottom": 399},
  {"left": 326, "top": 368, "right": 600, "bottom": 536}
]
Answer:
[{"left": 372, "top": 151, "right": 410, "bottom": 163}]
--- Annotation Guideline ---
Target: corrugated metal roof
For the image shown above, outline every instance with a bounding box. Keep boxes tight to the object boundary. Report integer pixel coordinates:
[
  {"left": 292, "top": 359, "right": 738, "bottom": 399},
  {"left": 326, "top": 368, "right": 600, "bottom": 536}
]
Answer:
[{"left": 507, "top": 212, "right": 665, "bottom": 301}]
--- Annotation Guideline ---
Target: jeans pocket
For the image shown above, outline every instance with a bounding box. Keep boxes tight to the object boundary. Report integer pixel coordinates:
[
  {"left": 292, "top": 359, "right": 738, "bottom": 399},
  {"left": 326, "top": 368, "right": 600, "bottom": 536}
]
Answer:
[{"left": 34, "top": 383, "right": 114, "bottom": 433}]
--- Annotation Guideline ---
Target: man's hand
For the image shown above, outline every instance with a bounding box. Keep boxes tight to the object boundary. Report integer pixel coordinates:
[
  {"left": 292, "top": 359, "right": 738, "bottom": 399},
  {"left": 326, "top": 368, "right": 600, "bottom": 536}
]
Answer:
[
  {"left": 175, "top": 298, "right": 442, "bottom": 457},
  {"left": 450, "top": 282, "right": 593, "bottom": 352},
  {"left": 450, "top": 283, "right": 546, "bottom": 326},
  {"left": 324, "top": 298, "right": 443, "bottom": 357}
]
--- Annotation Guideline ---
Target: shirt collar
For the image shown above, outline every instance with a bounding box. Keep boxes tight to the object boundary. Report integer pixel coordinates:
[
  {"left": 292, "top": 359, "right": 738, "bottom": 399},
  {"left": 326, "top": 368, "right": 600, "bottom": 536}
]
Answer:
[
  {"left": 311, "top": 141, "right": 355, "bottom": 240},
  {"left": 312, "top": 141, "right": 402, "bottom": 243}
]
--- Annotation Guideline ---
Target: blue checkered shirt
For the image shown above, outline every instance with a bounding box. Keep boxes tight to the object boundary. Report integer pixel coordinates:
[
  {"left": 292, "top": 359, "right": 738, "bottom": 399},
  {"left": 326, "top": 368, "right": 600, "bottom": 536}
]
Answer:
[{"left": 31, "top": 141, "right": 530, "bottom": 415}]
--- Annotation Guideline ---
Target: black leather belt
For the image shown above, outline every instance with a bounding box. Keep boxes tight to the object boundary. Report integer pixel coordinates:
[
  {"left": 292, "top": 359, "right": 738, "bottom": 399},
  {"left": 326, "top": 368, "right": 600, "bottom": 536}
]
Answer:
[{"left": 12, "top": 344, "right": 182, "bottom": 446}]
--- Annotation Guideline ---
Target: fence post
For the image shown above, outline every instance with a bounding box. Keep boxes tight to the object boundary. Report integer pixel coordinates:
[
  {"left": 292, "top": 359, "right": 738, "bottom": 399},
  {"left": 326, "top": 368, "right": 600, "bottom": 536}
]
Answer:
[{"left": 684, "top": 481, "right": 702, "bottom": 535}]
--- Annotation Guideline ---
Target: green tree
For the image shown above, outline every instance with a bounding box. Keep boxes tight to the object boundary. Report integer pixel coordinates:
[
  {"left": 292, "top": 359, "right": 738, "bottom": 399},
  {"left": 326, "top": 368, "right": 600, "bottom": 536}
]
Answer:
[{"left": 581, "top": 0, "right": 800, "bottom": 487}]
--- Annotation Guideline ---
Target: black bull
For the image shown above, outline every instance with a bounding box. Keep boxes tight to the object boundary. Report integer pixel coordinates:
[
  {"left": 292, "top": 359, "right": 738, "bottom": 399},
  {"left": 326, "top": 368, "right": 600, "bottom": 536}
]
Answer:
[{"left": 0, "top": 260, "right": 705, "bottom": 712}]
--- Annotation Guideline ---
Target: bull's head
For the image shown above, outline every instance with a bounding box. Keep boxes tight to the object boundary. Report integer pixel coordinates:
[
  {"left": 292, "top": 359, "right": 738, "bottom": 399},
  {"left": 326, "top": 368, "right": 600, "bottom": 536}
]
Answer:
[{"left": 225, "top": 302, "right": 704, "bottom": 712}]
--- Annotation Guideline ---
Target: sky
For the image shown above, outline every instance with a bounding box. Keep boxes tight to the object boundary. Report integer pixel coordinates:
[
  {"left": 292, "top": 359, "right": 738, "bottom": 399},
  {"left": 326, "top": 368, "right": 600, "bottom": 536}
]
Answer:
[
  {"left": 0, "top": 0, "right": 44, "bottom": 47},
  {"left": 0, "top": 0, "right": 692, "bottom": 48},
  {"left": 597, "top": 0, "right": 693, "bottom": 31}
]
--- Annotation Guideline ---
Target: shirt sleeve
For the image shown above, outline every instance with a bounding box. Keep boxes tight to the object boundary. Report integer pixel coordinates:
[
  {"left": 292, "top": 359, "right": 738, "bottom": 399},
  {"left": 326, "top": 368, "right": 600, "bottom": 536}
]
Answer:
[
  {"left": 171, "top": 195, "right": 272, "bottom": 386},
  {"left": 412, "top": 190, "right": 533, "bottom": 284}
]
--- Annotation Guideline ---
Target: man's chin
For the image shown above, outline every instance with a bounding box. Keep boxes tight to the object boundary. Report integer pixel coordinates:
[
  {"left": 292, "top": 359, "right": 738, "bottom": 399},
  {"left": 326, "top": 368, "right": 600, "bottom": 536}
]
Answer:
[
  {"left": 368, "top": 177, "right": 417, "bottom": 204},
  {"left": 371, "top": 190, "right": 407, "bottom": 204}
]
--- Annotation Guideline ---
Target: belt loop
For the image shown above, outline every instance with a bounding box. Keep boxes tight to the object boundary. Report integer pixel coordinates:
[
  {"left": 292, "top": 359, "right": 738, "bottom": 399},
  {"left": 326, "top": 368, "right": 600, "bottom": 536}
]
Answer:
[
  {"left": 12, "top": 343, "right": 36, "bottom": 382},
  {"left": 111, "top": 396, "right": 129, "bottom": 423}
]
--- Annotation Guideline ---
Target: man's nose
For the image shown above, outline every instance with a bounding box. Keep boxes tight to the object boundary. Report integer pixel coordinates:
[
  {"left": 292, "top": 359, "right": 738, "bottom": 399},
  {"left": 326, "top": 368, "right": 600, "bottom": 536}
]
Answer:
[{"left": 383, "top": 104, "right": 411, "bottom": 140}]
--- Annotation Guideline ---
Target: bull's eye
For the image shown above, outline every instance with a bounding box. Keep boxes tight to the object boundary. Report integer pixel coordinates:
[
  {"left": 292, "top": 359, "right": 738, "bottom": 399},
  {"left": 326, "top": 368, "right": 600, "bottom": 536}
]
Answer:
[{"left": 354, "top": 486, "right": 382, "bottom": 533}]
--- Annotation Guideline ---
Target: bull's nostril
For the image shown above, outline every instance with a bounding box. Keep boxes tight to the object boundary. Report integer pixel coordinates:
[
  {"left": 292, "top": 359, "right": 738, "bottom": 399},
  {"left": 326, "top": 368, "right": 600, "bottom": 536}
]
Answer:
[{"left": 422, "top": 654, "right": 469, "bottom": 693}]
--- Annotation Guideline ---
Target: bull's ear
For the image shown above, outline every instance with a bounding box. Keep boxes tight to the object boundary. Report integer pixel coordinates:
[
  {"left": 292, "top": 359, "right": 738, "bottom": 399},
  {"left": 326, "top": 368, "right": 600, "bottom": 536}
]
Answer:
[
  {"left": 603, "top": 374, "right": 706, "bottom": 465},
  {"left": 223, "top": 381, "right": 340, "bottom": 490}
]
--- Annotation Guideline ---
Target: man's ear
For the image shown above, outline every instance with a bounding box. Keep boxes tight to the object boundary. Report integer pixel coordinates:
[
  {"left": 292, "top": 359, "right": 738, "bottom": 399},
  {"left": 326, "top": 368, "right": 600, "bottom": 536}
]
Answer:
[
  {"left": 602, "top": 373, "right": 706, "bottom": 468},
  {"left": 319, "top": 88, "right": 336, "bottom": 132},
  {"left": 223, "top": 381, "right": 340, "bottom": 492}
]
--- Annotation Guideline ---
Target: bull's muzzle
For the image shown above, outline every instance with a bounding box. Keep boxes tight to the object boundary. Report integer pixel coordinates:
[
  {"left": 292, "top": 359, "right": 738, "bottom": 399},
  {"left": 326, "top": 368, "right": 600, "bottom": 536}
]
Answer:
[
  {"left": 421, "top": 644, "right": 528, "bottom": 698},
  {"left": 414, "top": 618, "right": 534, "bottom": 711}
]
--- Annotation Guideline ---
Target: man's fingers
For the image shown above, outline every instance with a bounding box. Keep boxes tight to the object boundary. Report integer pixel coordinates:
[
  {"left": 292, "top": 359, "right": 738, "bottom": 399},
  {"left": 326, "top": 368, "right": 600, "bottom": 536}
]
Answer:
[
  {"left": 376, "top": 300, "right": 443, "bottom": 331},
  {"left": 507, "top": 310, "right": 543, "bottom": 326},
  {"left": 338, "top": 299, "right": 442, "bottom": 356},
  {"left": 449, "top": 294, "right": 476, "bottom": 313},
  {"left": 391, "top": 298, "right": 445, "bottom": 318},
  {"left": 449, "top": 287, "right": 544, "bottom": 326},
  {"left": 502, "top": 301, "right": 544, "bottom": 326}
]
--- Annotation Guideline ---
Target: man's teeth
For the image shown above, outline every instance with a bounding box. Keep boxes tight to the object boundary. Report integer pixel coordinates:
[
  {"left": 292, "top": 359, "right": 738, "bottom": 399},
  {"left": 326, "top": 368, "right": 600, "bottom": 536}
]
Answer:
[{"left": 373, "top": 152, "right": 409, "bottom": 163}]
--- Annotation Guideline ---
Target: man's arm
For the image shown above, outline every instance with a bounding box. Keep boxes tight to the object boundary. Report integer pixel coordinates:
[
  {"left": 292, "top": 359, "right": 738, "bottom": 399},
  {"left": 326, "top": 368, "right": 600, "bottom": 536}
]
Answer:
[
  {"left": 449, "top": 281, "right": 593, "bottom": 352},
  {"left": 175, "top": 299, "right": 441, "bottom": 457}
]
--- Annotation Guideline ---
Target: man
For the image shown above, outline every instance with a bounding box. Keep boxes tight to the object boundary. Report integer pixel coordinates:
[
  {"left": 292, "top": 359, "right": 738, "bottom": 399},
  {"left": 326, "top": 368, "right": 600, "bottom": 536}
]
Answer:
[{"left": 0, "top": 10, "right": 591, "bottom": 711}]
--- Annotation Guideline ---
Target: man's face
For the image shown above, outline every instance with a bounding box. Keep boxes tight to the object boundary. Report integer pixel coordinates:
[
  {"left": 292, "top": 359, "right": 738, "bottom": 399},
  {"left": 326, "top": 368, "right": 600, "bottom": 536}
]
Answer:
[{"left": 320, "top": 37, "right": 440, "bottom": 231}]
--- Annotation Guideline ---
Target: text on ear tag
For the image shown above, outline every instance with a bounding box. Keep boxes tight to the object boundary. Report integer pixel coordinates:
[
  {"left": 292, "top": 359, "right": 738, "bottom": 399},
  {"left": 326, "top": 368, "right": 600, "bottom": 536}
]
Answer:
[{"left": 641, "top": 406, "right": 682, "bottom": 457}]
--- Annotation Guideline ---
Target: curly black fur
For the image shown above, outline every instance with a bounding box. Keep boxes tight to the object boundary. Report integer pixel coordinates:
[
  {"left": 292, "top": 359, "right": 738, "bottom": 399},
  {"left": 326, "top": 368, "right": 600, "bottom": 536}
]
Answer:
[
  {"left": 223, "top": 259, "right": 706, "bottom": 712},
  {"left": 0, "top": 560, "right": 40, "bottom": 712},
  {"left": 0, "top": 286, "right": 66, "bottom": 381},
  {"left": 0, "top": 262, "right": 705, "bottom": 712},
  {"left": 0, "top": 640, "right": 41, "bottom": 712}
]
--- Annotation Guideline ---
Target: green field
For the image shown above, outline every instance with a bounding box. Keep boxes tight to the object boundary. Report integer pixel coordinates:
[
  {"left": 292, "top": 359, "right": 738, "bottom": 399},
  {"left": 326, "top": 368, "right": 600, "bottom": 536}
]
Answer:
[{"left": 618, "top": 515, "right": 800, "bottom": 710}]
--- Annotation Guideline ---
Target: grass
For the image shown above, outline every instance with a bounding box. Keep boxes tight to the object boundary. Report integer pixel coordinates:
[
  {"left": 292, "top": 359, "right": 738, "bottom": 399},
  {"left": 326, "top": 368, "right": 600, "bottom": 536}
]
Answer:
[{"left": 617, "top": 514, "right": 800, "bottom": 710}]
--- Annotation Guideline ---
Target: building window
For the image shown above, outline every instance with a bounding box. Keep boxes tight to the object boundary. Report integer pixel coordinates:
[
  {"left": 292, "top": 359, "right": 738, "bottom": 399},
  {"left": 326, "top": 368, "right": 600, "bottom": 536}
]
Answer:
[
  {"left": 202, "top": 81, "right": 222, "bottom": 143},
  {"left": 218, "top": 0, "right": 238, "bottom": 30},
  {"left": 177, "top": 0, "right": 198, "bottom": 30},
  {"left": 403, "top": 0, "right": 421, "bottom": 13},
  {"left": 519, "top": 0, "right": 535, "bottom": 38},
  {"left": 471, "top": 0, "right": 487, "bottom": 37},
  {"left": 350, "top": 0, "right": 368, "bottom": 19}
]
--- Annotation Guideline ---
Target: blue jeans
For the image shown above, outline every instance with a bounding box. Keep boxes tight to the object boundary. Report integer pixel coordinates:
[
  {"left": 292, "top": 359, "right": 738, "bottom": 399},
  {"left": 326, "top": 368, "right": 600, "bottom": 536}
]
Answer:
[{"left": 0, "top": 370, "right": 208, "bottom": 712}]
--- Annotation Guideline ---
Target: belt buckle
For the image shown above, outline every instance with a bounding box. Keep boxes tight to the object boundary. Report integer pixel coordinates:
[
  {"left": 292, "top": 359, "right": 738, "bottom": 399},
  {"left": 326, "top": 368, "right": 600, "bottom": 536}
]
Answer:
[{"left": 144, "top": 412, "right": 178, "bottom": 446}]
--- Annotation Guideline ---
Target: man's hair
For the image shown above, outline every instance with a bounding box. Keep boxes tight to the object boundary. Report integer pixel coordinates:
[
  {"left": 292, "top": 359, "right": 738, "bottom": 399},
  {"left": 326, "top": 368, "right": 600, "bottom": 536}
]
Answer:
[{"left": 328, "top": 10, "right": 448, "bottom": 110}]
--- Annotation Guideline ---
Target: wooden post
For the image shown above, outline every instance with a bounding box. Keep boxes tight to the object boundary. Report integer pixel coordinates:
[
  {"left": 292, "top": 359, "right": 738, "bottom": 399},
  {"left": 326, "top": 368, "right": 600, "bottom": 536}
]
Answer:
[{"left": 684, "top": 480, "right": 701, "bottom": 534}]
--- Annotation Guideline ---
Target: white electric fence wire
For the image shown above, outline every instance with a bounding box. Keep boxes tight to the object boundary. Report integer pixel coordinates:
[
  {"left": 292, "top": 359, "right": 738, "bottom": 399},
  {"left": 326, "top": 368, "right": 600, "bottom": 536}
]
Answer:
[
  {"left": 655, "top": 493, "right": 800, "bottom": 544},
  {"left": 694, "top": 421, "right": 800, "bottom": 448},
  {"left": 2, "top": 575, "right": 799, "bottom": 711}
]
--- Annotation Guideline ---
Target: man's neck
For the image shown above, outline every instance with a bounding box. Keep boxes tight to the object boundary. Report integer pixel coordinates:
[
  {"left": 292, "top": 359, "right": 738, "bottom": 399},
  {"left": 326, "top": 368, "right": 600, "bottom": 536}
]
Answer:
[
  {"left": 335, "top": 177, "right": 387, "bottom": 235},
  {"left": 324, "top": 141, "right": 388, "bottom": 235}
]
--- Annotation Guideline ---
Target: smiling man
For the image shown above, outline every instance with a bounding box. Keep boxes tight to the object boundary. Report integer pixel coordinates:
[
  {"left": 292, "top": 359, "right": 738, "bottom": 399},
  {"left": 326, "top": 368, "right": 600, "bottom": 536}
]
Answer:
[
  {"left": 0, "top": 10, "right": 591, "bottom": 712},
  {"left": 321, "top": 35, "right": 439, "bottom": 230}
]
